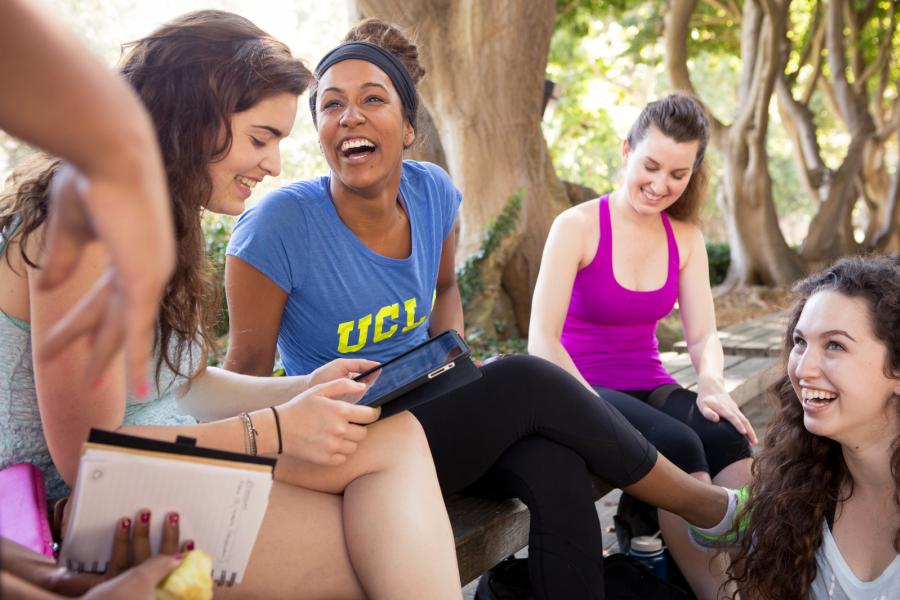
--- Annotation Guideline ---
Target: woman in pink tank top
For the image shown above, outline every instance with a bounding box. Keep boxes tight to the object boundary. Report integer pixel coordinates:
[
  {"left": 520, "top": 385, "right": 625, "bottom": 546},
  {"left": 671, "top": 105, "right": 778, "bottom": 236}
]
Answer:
[{"left": 530, "top": 94, "right": 756, "bottom": 599}]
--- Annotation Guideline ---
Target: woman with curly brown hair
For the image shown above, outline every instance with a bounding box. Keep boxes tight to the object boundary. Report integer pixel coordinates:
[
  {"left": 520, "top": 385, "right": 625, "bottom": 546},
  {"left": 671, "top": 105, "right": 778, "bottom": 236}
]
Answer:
[
  {"left": 697, "top": 255, "right": 900, "bottom": 598},
  {"left": 0, "top": 10, "right": 462, "bottom": 598}
]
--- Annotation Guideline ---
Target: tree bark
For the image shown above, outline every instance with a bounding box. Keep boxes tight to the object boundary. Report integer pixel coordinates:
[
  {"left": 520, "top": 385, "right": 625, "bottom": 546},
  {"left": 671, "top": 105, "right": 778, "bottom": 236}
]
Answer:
[{"left": 355, "top": 0, "right": 570, "bottom": 335}]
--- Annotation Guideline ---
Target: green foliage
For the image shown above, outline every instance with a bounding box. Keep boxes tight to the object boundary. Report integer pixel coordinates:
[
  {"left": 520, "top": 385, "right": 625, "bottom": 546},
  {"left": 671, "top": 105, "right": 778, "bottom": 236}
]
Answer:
[
  {"left": 706, "top": 241, "right": 731, "bottom": 286},
  {"left": 203, "top": 213, "right": 232, "bottom": 365},
  {"left": 456, "top": 190, "right": 524, "bottom": 310},
  {"left": 465, "top": 332, "right": 528, "bottom": 362}
]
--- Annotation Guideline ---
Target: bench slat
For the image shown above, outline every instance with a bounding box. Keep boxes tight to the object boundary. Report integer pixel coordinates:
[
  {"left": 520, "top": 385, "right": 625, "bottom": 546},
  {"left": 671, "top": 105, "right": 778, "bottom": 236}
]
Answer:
[{"left": 449, "top": 478, "right": 613, "bottom": 585}]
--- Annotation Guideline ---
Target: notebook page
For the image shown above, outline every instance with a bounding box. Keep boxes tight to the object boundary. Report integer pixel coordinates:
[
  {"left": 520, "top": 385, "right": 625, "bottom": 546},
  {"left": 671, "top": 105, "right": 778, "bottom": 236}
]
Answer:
[{"left": 60, "top": 447, "right": 272, "bottom": 584}]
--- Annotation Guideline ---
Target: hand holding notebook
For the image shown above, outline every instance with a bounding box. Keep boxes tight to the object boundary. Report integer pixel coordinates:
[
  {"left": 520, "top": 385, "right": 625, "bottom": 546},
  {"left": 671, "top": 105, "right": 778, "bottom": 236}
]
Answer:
[{"left": 59, "top": 430, "right": 275, "bottom": 586}]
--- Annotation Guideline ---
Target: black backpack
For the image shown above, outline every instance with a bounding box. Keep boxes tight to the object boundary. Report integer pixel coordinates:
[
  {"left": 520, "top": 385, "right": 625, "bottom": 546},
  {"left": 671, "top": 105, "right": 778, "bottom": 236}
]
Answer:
[{"left": 603, "top": 553, "right": 691, "bottom": 600}]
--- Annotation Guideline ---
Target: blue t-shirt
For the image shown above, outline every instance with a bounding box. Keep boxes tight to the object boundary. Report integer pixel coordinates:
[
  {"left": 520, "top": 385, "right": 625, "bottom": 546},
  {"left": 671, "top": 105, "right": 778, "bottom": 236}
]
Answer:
[{"left": 227, "top": 160, "right": 461, "bottom": 375}]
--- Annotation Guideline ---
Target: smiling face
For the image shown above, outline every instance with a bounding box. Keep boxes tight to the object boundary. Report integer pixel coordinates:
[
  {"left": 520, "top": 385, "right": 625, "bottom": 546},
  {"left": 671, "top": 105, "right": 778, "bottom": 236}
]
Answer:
[
  {"left": 620, "top": 126, "right": 699, "bottom": 217},
  {"left": 788, "top": 290, "right": 900, "bottom": 447},
  {"left": 207, "top": 92, "right": 298, "bottom": 215},
  {"left": 315, "top": 59, "right": 414, "bottom": 197}
]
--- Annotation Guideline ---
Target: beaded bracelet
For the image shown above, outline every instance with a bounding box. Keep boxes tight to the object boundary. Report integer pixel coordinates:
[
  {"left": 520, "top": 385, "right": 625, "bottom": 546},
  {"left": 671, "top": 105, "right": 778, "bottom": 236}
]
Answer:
[{"left": 238, "top": 412, "right": 259, "bottom": 456}]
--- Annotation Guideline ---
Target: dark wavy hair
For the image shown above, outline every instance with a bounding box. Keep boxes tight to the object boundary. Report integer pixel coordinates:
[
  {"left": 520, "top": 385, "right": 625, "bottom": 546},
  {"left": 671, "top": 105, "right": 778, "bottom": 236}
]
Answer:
[
  {"left": 626, "top": 93, "right": 709, "bottom": 223},
  {"left": 0, "top": 10, "right": 310, "bottom": 381},
  {"left": 728, "top": 254, "right": 900, "bottom": 599}
]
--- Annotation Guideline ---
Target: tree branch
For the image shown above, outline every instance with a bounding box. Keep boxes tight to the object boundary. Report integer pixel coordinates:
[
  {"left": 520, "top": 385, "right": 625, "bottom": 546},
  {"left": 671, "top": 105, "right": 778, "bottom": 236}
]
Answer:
[
  {"left": 776, "top": 75, "right": 830, "bottom": 200},
  {"left": 874, "top": 96, "right": 900, "bottom": 143},
  {"left": 857, "top": 3, "right": 897, "bottom": 92},
  {"left": 787, "top": 0, "right": 823, "bottom": 85},
  {"left": 874, "top": 129, "right": 900, "bottom": 249},
  {"left": 799, "top": 22, "right": 825, "bottom": 105},
  {"left": 664, "top": 0, "right": 727, "bottom": 141},
  {"left": 826, "top": 0, "right": 868, "bottom": 133}
]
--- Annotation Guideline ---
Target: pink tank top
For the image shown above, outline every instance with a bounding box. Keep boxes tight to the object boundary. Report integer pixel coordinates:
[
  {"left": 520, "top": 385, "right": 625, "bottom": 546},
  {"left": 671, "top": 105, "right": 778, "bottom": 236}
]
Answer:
[{"left": 561, "top": 196, "right": 679, "bottom": 390}]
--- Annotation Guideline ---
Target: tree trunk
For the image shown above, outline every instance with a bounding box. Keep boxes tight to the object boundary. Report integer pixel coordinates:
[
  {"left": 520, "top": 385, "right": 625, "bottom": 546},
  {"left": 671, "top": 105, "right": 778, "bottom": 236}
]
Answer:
[
  {"left": 355, "top": 0, "right": 570, "bottom": 336},
  {"left": 666, "top": 0, "right": 803, "bottom": 286}
]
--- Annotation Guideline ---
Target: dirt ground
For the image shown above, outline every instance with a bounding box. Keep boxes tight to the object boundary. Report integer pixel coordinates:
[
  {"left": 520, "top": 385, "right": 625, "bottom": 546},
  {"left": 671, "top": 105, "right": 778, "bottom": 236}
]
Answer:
[{"left": 711, "top": 285, "right": 798, "bottom": 328}]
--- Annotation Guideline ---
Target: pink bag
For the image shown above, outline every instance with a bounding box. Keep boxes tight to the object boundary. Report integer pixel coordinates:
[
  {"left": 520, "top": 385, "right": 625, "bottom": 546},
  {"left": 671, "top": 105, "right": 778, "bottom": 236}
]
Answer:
[{"left": 0, "top": 462, "right": 55, "bottom": 557}]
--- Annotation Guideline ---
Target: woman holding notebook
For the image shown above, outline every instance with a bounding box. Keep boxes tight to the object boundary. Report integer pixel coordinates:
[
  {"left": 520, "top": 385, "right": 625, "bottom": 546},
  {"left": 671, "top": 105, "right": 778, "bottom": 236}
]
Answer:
[{"left": 0, "top": 11, "right": 461, "bottom": 598}]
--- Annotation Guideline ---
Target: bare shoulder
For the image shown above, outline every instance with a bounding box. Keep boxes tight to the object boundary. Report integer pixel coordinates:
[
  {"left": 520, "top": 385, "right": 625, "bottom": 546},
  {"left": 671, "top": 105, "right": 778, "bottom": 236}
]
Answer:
[
  {"left": 668, "top": 217, "right": 705, "bottom": 268},
  {"left": 553, "top": 199, "right": 598, "bottom": 238}
]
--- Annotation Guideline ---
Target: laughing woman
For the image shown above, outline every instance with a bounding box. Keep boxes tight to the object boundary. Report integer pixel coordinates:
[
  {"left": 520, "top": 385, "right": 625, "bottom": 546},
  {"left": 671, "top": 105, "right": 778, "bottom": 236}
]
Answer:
[
  {"left": 0, "top": 11, "right": 462, "bottom": 599},
  {"left": 528, "top": 94, "right": 755, "bottom": 599},
  {"left": 225, "top": 18, "right": 746, "bottom": 600},
  {"left": 707, "top": 256, "right": 900, "bottom": 599}
]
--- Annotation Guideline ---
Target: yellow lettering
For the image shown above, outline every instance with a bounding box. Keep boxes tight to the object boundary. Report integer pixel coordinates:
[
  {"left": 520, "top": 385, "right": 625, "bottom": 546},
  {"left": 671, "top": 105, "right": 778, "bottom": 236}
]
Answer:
[
  {"left": 374, "top": 304, "right": 400, "bottom": 343},
  {"left": 337, "top": 314, "right": 373, "bottom": 353},
  {"left": 401, "top": 298, "right": 427, "bottom": 332},
  {"left": 431, "top": 289, "right": 437, "bottom": 309}
]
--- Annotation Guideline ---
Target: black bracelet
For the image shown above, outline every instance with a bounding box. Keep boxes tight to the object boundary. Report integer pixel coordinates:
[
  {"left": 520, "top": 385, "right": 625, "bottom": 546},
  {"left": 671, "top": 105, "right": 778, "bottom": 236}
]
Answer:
[{"left": 269, "top": 406, "right": 283, "bottom": 455}]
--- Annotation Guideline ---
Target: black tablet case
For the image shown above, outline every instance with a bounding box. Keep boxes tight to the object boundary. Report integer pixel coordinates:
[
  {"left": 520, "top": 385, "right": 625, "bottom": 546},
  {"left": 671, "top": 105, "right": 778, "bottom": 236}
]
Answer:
[{"left": 379, "top": 355, "right": 482, "bottom": 418}]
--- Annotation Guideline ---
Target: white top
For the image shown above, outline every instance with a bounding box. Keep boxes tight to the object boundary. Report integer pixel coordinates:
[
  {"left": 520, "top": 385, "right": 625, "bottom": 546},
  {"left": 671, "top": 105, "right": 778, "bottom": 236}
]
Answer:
[{"left": 810, "top": 522, "right": 900, "bottom": 599}]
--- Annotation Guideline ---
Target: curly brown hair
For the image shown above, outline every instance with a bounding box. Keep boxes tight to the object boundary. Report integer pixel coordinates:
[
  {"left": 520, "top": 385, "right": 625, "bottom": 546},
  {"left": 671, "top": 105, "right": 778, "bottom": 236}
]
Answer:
[
  {"left": 626, "top": 93, "right": 709, "bottom": 223},
  {"left": 0, "top": 10, "right": 310, "bottom": 382},
  {"left": 728, "top": 254, "right": 900, "bottom": 599}
]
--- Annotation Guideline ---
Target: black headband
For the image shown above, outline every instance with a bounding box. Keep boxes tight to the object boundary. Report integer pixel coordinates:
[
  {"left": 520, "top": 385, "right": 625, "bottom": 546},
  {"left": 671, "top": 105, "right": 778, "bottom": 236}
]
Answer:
[{"left": 309, "top": 41, "right": 417, "bottom": 129}]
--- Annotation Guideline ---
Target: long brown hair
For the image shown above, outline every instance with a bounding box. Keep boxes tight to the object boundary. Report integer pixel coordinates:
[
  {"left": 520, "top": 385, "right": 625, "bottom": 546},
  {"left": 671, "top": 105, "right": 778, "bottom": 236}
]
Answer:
[
  {"left": 0, "top": 10, "right": 310, "bottom": 381},
  {"left": 728, "top": 255, "right": 900, "bottom": 598},
  {"left": 626, "top": 93, "right": 709, "bottom": 223}
]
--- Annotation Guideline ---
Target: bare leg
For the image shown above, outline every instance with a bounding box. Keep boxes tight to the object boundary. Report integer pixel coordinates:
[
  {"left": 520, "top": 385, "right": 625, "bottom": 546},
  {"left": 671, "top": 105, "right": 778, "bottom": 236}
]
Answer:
[
  {"left": 658, "top": 471, "right": 733, "bottom": 600},
  {"left": 255, "top": 411, "right": 460, "bottom": 600},
  {"left": 218, "top": 482, "right": 366, "bottom": 599}
]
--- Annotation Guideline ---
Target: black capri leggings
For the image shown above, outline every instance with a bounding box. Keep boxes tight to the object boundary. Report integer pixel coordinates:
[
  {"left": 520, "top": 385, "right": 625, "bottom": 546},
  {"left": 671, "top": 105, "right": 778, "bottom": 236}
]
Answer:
[
  {"left": 410, "top": 355, "right": 659, "bottom": 599},
  {"left": 595, "top": 386, "right": 752, "bottom": 478}
]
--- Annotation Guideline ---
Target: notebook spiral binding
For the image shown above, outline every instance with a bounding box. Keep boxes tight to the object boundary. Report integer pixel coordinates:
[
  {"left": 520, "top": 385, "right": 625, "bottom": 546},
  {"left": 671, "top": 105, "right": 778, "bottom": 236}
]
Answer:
[
  {"left": 65, "top": 560, "right": 111, "bottom": 573},
  {"left": 66, "top": 559, "right": 237, "bottom": 588},
  {"left": 215, "top": 570, "right": 238, "bottom": 587}
]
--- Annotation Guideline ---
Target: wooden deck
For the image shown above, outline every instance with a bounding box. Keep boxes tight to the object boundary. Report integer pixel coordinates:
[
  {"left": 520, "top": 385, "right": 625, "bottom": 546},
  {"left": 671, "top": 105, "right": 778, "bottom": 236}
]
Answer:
[{"left": 673, "top": 310, "right": 790, "bottom": 359}]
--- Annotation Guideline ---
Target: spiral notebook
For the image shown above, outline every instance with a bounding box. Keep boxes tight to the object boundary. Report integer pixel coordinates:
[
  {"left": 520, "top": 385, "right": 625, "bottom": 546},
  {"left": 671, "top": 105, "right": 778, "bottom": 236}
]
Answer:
[{"left": 59, "top": 429, "right": 276, "bottom": 586}]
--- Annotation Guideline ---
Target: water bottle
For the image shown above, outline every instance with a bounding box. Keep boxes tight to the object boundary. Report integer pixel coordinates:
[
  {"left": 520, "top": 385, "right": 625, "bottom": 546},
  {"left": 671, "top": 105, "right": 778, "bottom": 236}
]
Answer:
[{"left": 628, "top": 535, "right": 667, "bottom": 581}]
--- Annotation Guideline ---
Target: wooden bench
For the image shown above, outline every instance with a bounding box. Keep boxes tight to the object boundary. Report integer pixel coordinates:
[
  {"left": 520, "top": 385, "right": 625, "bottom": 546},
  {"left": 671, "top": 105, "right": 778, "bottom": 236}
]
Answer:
[
  {"left": 449, "top": 311, "right": 787, "bottom": 585},
  {"left": 448, "top": 477, "right": 613, "bottom": 585}
]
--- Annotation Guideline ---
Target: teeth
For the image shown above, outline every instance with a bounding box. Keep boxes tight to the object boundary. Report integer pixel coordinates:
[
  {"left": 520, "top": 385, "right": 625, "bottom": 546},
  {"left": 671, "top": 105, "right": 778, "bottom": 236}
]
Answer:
[
  {"left": 341, "top": 138, "right": 375, "bottom": 152},
  {"left": 643, "top": 188, "right": 663, "bottom": 200},
  {"left": 236, "top": 176, "right": 257, "bottom": 189},
  {"left": 801, "top": 388, "right": 837, "bottom": 401}
]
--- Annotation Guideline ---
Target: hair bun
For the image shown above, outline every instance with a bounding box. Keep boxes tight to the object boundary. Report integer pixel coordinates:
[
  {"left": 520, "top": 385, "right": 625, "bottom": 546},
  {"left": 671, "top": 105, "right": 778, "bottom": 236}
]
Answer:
[{"left": 343, "top": 18, "right": 425, "bottom": 84}]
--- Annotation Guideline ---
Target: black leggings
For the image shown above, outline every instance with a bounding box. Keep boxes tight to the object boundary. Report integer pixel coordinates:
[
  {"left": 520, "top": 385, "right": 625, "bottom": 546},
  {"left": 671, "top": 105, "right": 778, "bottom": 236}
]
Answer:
[
  {"left": 595, "top": 386, "right": 752, "bottom": 478},
  {"left": 410, "top": 355, "right": 658, "bottom": 600}
]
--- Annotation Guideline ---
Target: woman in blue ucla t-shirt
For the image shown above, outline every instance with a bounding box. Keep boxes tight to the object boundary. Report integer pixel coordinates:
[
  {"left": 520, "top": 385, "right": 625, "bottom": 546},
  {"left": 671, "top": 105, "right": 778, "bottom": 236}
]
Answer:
[{"left": 225, "top": 18, "right": 743, "bottom": 599}]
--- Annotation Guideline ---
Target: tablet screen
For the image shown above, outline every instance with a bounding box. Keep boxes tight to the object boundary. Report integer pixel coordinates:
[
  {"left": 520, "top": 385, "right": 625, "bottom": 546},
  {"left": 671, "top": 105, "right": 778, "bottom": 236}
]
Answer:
[{"left": 355, "top": 332, "right": 466, "bottom": 406}]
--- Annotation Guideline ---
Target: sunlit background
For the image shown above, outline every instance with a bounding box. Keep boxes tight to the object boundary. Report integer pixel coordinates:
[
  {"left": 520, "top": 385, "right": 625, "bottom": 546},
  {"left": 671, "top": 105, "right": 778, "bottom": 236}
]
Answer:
[
  {"left": 1, "top": 0, "right": 854, "bottom": 247},
  {"left": 1, "top": 0, "right": 353, "bottom": 198}
]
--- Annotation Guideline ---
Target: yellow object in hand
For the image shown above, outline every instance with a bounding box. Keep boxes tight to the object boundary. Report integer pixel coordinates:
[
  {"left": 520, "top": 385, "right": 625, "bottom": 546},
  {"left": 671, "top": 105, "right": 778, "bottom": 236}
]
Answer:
[{"left": 156, "top": 550, "right": 214, "bottom": 600}]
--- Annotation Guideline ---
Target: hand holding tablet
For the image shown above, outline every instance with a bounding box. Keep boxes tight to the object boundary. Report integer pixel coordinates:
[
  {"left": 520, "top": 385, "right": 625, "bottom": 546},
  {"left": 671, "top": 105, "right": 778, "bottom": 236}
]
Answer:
[{"left": 352, "top": 330, "right": 481, "bottom": 414}]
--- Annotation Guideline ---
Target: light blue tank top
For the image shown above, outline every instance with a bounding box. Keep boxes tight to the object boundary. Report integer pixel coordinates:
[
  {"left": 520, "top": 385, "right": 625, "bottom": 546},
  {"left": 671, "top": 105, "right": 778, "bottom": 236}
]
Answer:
[{"left": 0, "top": 218, "right": 196, "bottom": 499}]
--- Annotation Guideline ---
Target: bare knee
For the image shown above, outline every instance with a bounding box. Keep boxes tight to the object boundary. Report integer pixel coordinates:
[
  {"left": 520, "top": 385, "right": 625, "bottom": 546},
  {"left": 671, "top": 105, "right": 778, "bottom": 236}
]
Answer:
[{"left": 367, "top": 411, "right": 433, "bottom": 468}]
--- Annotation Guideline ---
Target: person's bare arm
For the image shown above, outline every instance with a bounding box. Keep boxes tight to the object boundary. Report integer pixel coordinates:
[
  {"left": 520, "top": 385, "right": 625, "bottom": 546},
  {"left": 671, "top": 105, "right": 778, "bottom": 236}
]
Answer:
[
  {"left": 528, "top": 209, "right": 597, "bottom": 393},
  {"left": 0, "top": 0, "right": 174, "bottom": 397},
  {"left": 428, "top": 225, "right": 464, "bottom": 336},
  {"left": 223, "top": 256, "right": 289, "bottom": 376},
  {"left": 677, "top": 224, "right": 757, "bottom": 443}
]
